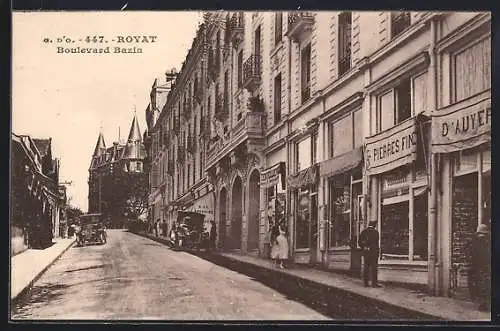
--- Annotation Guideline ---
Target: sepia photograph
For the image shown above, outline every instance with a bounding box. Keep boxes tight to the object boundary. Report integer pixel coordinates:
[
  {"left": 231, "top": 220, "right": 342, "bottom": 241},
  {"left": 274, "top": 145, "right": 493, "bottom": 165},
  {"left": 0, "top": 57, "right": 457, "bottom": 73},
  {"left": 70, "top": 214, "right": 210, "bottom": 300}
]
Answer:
[{"left": 10, "top": 10, "right": 491, "bottom": 322}]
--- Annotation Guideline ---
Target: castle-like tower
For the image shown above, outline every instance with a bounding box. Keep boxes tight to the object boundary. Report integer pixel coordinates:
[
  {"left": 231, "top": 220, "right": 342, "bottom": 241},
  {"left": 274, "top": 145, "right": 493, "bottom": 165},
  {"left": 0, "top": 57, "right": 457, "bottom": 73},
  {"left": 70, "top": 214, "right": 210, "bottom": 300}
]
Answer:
[{"left": 87, "top": 114, "right": 148, "bottom": 228}]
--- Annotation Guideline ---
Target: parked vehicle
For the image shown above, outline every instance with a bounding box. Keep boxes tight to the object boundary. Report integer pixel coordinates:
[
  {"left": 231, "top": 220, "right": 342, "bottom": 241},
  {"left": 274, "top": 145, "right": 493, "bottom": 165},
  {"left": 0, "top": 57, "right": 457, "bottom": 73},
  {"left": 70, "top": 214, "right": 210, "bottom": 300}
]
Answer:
[
  {"left": 75, "top": 213, "right": 107, "bottom": 247},
  {"left": 170, "top": 211, "right": 206, "bottom": 251}
]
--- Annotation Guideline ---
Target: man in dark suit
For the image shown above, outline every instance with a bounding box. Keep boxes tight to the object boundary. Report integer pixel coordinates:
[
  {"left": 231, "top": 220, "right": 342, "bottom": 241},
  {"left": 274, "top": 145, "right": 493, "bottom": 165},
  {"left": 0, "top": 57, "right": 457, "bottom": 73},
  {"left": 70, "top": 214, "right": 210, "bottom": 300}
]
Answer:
[{"left": 359, "top": 221, "right": 381, "bottom": 288}]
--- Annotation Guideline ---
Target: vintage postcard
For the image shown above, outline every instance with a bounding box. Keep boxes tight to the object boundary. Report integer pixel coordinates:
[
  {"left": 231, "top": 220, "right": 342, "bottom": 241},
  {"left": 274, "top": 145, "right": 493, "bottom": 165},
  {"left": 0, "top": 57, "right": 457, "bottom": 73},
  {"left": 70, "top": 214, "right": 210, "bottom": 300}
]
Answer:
[{"left": 10, "top": 10, "right": 491, "bottom": 322}]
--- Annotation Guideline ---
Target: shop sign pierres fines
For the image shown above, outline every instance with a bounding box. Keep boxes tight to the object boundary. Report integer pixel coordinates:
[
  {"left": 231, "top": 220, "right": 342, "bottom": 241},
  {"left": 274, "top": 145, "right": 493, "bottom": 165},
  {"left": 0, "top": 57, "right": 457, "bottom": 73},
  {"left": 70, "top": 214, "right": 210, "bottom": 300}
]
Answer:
[
  {"left": 364, "top": 117, "right": 418, "bottom": 175},
  {"left": 431, "top": 90, "right": 491, "bottom": 154}
]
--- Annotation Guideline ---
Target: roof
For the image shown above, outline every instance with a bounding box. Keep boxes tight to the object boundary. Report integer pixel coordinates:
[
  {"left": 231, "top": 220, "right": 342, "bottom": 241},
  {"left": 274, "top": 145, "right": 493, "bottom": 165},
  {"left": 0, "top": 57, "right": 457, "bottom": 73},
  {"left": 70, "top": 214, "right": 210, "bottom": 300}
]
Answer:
[
  {"left": 32, "top": 138, "right": 51, "bottom": 157},
  {"left": 127, "top": 114, "right": 142, "bottom": 142},
  {"left": 93, "top": 132, "right": 106, "bottom": 156}
]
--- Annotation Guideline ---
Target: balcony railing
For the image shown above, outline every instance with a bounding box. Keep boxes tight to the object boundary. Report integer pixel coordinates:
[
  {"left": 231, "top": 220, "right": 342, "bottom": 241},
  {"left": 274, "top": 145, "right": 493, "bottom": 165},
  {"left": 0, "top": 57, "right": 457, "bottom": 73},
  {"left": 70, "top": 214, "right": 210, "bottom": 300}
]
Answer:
[
  {"left": 242, "top": 54, "right": 261, "bottom": 90},
  {"left": 301, "top": 85, "right": 311, "bottom": 104},
  {"left": 232, "top": 111, "right": 266, "bottom": 139},
  {"left": 391, "top": 12, "right": 411, "bottom": 38},
  {"left": 338, "top": 54, "right": 351, "bottom": 77},
  {"left": 287, "top": 11, "right": 314, "bottom": 41},
  {"left": 229, "top": 12, "right": 244, "bottom": 48},
  {"left": 214, "top": 95, "right": 228, "bottom": 122}
]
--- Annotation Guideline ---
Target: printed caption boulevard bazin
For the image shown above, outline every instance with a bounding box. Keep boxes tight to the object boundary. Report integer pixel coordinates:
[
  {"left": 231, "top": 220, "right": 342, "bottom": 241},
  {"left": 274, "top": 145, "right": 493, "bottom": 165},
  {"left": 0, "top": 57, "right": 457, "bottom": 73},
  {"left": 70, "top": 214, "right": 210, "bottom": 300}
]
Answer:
[{"left": 43, "top": 35, "right": 158, "bottom": 54}]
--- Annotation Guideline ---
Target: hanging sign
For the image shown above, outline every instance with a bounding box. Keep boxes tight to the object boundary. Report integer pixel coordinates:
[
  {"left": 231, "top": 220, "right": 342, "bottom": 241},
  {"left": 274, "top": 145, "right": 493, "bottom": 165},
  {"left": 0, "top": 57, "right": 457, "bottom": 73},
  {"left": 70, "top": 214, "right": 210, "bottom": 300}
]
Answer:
[{"left": 431, "top": 90, "right": 491, "bottom": 154}]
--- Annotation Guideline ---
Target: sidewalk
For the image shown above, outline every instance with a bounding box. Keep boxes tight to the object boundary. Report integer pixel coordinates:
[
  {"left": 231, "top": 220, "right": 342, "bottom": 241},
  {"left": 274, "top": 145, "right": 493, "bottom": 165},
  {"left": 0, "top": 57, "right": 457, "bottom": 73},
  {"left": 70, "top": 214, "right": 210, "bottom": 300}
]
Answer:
[
  {"left": 218, "top": 252, "right": 490, "bottom": 322},
  {"left": 11, "top": 237, "right": 75, "bottom": 301},
  {"left": 133, "top": 230, "right": 490, "bottom": 321}
]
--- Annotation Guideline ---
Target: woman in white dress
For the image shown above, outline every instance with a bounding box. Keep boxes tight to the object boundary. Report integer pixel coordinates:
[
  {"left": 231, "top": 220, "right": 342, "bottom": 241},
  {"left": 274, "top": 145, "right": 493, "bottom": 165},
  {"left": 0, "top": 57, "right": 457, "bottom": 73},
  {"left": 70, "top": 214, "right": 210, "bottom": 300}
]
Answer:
[
  {"left": 270, "top": 222, "right": 280, "bottom": 266},
  {"left": 276, "top": 223, "right": 289, "bottom": 269}
]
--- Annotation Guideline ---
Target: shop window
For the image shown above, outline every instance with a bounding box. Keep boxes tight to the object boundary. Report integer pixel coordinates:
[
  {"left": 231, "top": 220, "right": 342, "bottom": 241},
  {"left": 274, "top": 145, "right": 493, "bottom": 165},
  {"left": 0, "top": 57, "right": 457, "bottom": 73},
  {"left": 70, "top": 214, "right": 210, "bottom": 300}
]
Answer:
[
  {"left": 413, "top": 192, "right": 428, "bottom": 261},
  {"left": 296, "top": 189, "right": 310, "bottom": 249},
  {"left": 381, "top": 201, "right": 410, "bottom": 259},
  {"left": 454, "top": 37, "right": 491, "bottom": 103},
  {"left": 454, "top": 149, "right": 477, "bottom": 175},
  {"left": 328, "top": 175, "right": 351, "bottom": 247}
]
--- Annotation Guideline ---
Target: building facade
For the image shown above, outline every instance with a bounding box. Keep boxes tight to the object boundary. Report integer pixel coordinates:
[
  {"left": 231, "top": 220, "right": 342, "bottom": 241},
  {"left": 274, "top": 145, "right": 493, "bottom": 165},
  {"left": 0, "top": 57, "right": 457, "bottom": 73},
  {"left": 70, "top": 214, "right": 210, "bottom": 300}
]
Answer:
[
  {"left": 88, "top": 115, "right": 148, "bottom": 228},
  {"left": 147, "top": 11, "right": 490, "bottom": 298},
  {"left": 11, "top": 134, "right": 67, "bottom": 255}
]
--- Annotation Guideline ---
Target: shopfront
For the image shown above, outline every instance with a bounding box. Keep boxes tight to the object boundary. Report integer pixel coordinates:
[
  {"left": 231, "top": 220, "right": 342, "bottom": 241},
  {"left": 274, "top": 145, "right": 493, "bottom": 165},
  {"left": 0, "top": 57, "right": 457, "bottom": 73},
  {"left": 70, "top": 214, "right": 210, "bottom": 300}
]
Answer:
[
  {"left": 260, "top": 162, "right": 286, "bottom": 257},
  {"left": 319, "top": 147, "right": 364, "bottom": 273},
  {"left": 288, "top": 164, "right": 319, "bottom": 265},
  {"left": 365, "top": 114, "right": 430, "bottom": 284},
  {"left": 431, "top": 89, "right": 491, "bottom": 297}
]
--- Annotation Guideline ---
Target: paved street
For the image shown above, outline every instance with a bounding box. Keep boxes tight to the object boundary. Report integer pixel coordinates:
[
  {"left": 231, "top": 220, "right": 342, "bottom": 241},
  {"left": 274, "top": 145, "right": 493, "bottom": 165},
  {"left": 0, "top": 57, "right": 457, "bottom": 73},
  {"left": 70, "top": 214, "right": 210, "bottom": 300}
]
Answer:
[{"left": 11, "top": 229, "right": 328, "bottom": 320}]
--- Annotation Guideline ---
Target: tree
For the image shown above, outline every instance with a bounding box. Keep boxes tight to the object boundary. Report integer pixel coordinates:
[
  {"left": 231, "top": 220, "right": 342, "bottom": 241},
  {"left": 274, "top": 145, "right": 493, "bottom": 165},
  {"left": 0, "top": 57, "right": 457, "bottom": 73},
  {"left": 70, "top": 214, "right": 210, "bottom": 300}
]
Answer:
[
  {"left": 125, "top": 191, "right": 148, "bottom": 220},
  {"left": 66, "top": 205, "right": 84, "bottom": 224}
]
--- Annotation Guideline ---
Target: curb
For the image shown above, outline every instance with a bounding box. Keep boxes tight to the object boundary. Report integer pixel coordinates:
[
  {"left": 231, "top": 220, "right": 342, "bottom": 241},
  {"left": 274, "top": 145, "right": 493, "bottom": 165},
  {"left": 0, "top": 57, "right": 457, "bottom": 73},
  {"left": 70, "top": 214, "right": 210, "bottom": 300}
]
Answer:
[
  {"left": 11, "top": 239, "right": 76, "bottom": 303},
  {"left": 131, "top": 231, "right": 440, "bottom": 319}
]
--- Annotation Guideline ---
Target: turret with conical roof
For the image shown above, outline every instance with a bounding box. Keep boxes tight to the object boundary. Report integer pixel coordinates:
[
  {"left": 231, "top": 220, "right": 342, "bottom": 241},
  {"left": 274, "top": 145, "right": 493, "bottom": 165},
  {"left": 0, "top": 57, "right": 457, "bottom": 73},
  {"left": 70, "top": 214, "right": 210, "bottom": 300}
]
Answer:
[
  {"left": 93, "top": 132, "right": 106, "bottom": 156},
  {"left": 123, "top": 113, "right": 145, "bottom": 160}
]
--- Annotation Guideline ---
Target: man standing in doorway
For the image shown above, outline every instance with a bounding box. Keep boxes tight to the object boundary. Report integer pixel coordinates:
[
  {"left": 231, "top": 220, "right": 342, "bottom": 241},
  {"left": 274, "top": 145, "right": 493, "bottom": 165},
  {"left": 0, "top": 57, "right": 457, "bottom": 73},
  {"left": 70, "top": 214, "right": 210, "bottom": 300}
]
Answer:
[{"left": 359, "top": 220, "right": 381, "bottom": 288}]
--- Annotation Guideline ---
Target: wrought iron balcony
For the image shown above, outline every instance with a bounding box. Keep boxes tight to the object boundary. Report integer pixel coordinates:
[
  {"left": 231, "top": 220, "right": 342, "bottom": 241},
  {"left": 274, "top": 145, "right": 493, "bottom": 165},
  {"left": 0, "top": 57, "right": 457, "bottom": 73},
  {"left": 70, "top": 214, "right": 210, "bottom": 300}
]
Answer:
[
  {"left": 214, "top": 95, "right": 229, "bottom": 122},
  {"left": 242, "top": 54, "right": 261, "bottom": 91},
  {"left": 287, "top": 11, "right": 314, "bottom": 41},
  {"left": 232, "top": 111, "right": 266, "bottom": 140},
  {"left": 229, "top": 12, "right": 244, "bottom": 48},
  {"left": 338, "top": 54, "right": 351, "bottom": 77},
  {"left": 391, "top": 12, "right": 411, "bottom": 38},
  {"left": 301, "top": 85, "right": 311, "bottom": 104}
]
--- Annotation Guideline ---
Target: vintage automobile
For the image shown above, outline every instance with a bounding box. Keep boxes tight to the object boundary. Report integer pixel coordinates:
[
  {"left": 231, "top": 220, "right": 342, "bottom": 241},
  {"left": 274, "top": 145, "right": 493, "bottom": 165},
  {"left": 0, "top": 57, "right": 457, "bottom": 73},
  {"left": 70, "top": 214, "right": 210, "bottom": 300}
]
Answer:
[
  {"left": 75, "top": 213, "right": 107, "bottom": 247},
  {"left": 169, "top": 211, "right": 206, "bottom": 251}
]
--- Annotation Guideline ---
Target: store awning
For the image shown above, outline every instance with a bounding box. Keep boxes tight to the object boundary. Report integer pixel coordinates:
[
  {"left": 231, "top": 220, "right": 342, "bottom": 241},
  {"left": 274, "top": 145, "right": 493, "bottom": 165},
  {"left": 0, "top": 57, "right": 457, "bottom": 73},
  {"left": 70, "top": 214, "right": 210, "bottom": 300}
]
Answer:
[
  {"left": 287, "top": 164, "right": 319, "bottom": 190},
  {"left": 431, "top": 89, "right": 491, "bottom": 154},
  {"left": 319, "top": 147, "right": 363, "bottom": 178}
]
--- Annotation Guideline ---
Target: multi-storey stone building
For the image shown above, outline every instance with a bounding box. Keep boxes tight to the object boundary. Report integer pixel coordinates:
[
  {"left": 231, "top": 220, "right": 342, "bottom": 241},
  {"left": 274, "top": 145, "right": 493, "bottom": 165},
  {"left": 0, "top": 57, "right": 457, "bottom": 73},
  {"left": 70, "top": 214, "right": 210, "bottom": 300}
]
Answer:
[
  {"left": 147, "top": 11, "right": 490, "bottom": 298},
  {"left": 88, "top": 115, "right": 148, "bottom": 228}
]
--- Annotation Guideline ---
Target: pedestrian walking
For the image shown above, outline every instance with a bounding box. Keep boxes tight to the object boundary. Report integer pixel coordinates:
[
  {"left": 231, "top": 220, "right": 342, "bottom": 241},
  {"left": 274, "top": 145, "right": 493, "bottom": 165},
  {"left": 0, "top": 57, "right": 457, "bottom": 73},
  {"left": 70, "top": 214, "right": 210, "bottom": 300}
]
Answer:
[
  {"left": 210, "top": 220, "right": 217, "bottom": 251},
  {"left": 359, "top": 221, "right": 381, "bottom": 288},
  {"left": 468, "top": 223, "right": 491, "bottom": 311},
  {"left": 270, "top": 221, "right": 280, "bottom": 267},
  {"left": 154, "top": 219, "right": 160, "bottom": 237},
  {"left": 276, "top": 223, "right": 289, "bottom": 269}
]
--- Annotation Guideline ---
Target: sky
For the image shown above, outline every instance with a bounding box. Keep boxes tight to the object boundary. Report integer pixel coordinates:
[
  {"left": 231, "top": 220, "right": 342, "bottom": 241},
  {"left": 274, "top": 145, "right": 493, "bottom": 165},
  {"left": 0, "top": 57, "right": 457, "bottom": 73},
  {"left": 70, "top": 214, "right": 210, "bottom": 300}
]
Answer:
[{"left": 12, "top": 11, "right": 202, "bottom": 211}]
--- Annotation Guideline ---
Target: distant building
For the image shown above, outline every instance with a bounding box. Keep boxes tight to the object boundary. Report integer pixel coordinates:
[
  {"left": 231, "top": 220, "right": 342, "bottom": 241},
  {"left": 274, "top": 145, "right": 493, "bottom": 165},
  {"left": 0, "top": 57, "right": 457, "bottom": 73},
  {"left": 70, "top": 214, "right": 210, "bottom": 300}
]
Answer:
[
  {"left": 11, "top": 134, "right": 66, "bottom": 255},
  {"left": 87, "top": 114, "right": 148, "bottom": 228}
]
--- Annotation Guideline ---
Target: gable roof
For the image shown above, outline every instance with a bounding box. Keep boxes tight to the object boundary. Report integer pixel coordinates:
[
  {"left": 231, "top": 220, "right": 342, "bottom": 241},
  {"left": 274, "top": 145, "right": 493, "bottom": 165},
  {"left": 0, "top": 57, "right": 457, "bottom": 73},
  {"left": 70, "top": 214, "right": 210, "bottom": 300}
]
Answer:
[{"left": 32, "top": 138, "right": 51, "bottom": 157}]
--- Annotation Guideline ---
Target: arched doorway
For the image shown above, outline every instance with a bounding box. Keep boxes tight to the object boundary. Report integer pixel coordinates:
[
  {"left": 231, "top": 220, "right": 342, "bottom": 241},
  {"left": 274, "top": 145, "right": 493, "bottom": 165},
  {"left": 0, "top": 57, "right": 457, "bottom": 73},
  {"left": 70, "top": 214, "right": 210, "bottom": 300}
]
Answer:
[
  {"left": 219, "top": 188, "right": 227, "bottom": 250},
  {"left": 231, "top": 176, "right": 243, "bottom": 249},
  {"left": 248, "top": 169, "right": 260, "bottom": 251}
]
